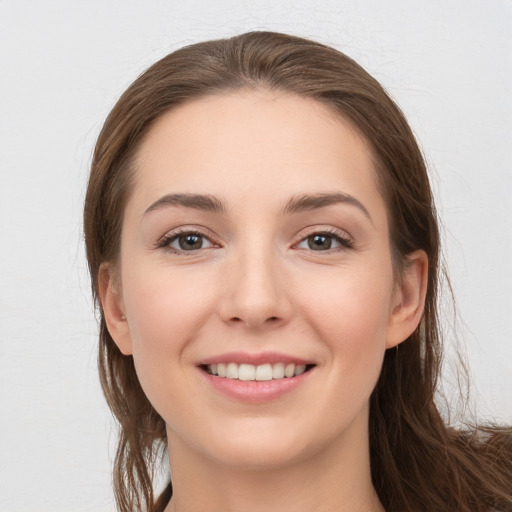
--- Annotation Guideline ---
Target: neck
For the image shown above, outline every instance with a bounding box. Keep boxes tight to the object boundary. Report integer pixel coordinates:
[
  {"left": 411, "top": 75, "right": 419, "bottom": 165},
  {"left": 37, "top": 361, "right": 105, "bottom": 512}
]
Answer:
[{"left": 164, "top": 418, "right": 384, "bottom": 512}]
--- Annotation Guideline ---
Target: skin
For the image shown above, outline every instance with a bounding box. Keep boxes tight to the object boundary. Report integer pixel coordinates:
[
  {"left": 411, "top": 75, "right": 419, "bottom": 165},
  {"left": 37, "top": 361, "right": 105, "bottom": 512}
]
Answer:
[{"left": 100, "top": 90, "right": 427, "bottom": 512}]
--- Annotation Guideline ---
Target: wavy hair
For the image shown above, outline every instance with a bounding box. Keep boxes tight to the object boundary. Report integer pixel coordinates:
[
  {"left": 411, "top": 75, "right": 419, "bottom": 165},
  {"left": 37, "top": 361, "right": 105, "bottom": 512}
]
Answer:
[{"left": 84, "top": 31, "right": 512, "bottom": 511}]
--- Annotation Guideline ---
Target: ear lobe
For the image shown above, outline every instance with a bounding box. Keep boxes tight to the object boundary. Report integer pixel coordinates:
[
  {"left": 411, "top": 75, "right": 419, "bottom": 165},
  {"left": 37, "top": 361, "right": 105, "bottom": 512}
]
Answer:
[
  {"left": 98, "top": 263, "right": 133, "bottom": 356},
  {"left": 386, "top": 250, "right": 428, "bottom": 349}
]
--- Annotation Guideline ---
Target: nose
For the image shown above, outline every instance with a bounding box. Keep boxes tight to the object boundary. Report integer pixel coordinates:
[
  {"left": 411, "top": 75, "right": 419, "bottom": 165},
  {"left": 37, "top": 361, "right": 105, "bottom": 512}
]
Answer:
[{"left": 217, "top": 244, "right": 292, "bottom": 329}]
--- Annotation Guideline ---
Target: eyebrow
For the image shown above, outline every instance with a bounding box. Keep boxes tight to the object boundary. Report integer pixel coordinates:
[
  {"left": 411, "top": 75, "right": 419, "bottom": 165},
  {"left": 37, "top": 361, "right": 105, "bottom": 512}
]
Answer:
[
  {"left": 282, "top": 192, "right": 373, "bottom": 222},
  {"left": 143, "top": 191, "right": 372, "bottom": 222},
  {"left": 144, "top": 193, "right": 226, "bottom": 216}
]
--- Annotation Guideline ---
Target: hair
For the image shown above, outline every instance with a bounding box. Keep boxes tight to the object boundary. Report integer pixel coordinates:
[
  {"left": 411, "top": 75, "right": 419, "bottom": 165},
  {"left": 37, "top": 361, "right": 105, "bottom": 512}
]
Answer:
[{"left": 84, "top": 31, "right": 512, "bottom": 512}]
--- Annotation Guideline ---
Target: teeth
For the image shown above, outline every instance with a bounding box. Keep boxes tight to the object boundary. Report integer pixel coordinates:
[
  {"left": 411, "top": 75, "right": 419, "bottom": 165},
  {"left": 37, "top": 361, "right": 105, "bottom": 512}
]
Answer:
[
  {"left": 284, "top": 363, "right": 295, "bottom": 378},
  {"left": 239, "top": 363, "right": 255, "bottom": 381},
  {"left": 295, "top": 364, "right": 306, "bottom": 376},
  {"left": 255, "top": 363, "right": 273, "bottom": 381},
  {"left": 226, "top": 362, "right": 238, "bottom": 379},
  {"left": 272, "top": 362, "right": 285, "bottom": 379},
  {"left": 206, "top": 362, "right": 310, "bottom": 381}
]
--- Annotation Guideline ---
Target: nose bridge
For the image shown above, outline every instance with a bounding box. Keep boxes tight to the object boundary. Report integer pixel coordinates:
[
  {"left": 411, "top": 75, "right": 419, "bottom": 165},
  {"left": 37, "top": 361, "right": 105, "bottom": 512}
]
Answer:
[{"left": 220, "top": 234, "right": 290, "bottom": 328}]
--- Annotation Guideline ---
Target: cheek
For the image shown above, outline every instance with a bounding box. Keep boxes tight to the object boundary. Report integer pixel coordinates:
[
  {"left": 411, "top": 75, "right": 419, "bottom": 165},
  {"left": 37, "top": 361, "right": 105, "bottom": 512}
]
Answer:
[
  {"left": 298, "top": 262, "right": 393, "bottom": 386},
  {"left": 120, "top": 265, "right": 217, "bottom": 380},
  {"left": 119, "top": 265, "right": 219, "bottom": 419},
  {"left": 124, "top": 264, "right": 212, "bottom": 338},
  {"left": 302, "top": 263, "right": 393, "bottom": 339}
]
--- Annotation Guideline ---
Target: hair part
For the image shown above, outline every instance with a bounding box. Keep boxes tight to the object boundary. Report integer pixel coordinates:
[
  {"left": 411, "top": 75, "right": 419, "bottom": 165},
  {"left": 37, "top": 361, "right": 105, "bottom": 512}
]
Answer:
[{"left": 84, "top": 31, "right": 512, "bottom": 512}]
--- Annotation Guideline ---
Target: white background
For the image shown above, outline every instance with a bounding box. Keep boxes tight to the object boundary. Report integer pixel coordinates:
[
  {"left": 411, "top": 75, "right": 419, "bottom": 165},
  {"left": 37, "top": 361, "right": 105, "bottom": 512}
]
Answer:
[{"left": 1, "top": 1, "right": 511, "bottom": 510}]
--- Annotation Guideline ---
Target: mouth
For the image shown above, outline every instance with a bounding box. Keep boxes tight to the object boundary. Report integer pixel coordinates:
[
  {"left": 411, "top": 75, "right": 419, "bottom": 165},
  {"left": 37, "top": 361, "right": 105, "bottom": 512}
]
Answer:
[
  {"left": 201, "top": 362, "right": 316, "bottom": 381},
  {"left": 198, "top": 353, "right": 316, "bottom": 403}
]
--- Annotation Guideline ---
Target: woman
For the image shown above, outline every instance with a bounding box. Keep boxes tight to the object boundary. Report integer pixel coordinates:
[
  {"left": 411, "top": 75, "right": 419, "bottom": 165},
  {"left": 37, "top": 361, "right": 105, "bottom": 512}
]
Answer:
[{"left": 83, "top": 32, "right": 512, "bottom": 512}]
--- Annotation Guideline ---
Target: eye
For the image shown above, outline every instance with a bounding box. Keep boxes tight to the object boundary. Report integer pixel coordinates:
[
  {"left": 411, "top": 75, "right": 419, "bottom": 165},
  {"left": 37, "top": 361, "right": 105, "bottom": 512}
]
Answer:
[
  {"left": 158, "top": 230, "right": 215, "bottom": 253},
  {"left": 295, "top": 230, "right": 353, "bottom": 251}
]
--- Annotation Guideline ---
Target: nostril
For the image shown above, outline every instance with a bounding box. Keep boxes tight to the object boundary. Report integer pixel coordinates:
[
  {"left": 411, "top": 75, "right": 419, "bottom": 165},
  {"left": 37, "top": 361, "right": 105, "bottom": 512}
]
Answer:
[{"left": 228, "top": 315, "right": 281, "bottom": 326}]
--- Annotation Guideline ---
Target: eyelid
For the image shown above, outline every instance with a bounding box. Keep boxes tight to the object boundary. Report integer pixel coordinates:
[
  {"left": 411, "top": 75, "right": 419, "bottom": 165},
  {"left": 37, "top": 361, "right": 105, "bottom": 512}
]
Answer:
[
  {"left": 292, "top": 226, "right": 354, "bottom": 251},
  {"left": 153, "top": 224, "right": 354, "bottom": 255},
  {"left": 155, "top": 225, "right": 221, "bottom": 254}
]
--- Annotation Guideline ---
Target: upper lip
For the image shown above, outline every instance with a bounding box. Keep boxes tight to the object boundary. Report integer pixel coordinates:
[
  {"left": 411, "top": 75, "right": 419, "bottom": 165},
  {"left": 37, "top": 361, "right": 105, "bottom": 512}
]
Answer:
[{"left": 199, "top": 351, "right": 314, "bottom": 366}]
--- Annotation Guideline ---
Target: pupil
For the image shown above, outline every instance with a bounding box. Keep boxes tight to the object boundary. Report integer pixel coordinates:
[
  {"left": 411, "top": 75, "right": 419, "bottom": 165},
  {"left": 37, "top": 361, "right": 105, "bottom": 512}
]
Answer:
[
  {"left": 309, "top": 234, "right": 331, "bottom": 250},
  {"left": 180, "top": 234, "right": 202, "bottom": 250}
]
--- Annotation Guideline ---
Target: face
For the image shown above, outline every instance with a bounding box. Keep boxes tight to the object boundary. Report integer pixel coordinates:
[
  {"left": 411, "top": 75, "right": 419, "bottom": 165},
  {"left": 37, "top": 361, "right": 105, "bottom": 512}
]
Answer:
[{"left": 103, "top": 91, "right": 423, "bottom": 470}]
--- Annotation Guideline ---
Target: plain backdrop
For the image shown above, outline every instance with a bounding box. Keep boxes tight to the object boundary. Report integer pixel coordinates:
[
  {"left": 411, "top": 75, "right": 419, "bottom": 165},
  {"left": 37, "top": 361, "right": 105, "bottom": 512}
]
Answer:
[{"left": 1, "top": 1, "right": 511, "bottom": 510}]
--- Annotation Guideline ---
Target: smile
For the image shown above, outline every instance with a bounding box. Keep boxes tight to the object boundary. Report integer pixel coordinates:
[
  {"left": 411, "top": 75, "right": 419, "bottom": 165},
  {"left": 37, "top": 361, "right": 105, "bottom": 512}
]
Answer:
[
  {"left": 199, "top": 352, "right": 316, "bottom": 402},
  {"left": 205, "top": 362, "right": 311, "bottom": 381}
]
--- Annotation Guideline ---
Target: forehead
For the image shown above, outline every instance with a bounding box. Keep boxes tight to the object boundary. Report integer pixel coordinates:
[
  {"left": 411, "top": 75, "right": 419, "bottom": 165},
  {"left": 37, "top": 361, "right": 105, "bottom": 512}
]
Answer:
[{"left": 129, "top": 90, "right": 385, "bottom": 220}]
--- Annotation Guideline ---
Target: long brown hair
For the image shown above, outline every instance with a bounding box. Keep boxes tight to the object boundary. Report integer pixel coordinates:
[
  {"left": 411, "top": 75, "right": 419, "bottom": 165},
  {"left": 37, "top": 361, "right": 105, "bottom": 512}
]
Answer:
[{"left": 84, "top": 32, "right": 512, "bottom": 512}]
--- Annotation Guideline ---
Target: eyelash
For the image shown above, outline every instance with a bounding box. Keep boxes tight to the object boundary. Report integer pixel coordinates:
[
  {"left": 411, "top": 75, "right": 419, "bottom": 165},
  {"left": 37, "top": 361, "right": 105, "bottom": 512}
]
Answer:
[
  {"left": 294, "top": 227, "right": 354, "bottom": 252},
  {"left": 155, "top": 228, "right": 218, "bottom": 254},
  {"left": 155, "top": 227, "right": 354, "bottom": 255}
]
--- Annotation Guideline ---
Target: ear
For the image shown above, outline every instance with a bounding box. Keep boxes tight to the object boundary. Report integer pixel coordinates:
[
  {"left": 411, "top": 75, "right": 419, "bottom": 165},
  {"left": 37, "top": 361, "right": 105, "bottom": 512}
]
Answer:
[
  {"left": 98, "top": 263, "right": 133, "bottom": 355},
  {"left": 386, "top": 250, "right": 428, "bottom": 349}
]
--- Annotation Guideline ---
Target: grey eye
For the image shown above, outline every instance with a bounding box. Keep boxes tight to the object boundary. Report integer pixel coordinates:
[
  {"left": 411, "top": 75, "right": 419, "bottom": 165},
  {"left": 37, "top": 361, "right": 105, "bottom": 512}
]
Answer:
[{"left": 295, "top": 231, "right": 352, "bottom": 252}]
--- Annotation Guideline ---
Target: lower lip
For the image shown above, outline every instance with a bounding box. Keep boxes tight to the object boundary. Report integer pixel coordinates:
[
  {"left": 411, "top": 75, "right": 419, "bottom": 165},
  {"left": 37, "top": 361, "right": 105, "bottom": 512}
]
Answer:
[{"left": 200, "top": 368, "right": 314, "bottom": 404}]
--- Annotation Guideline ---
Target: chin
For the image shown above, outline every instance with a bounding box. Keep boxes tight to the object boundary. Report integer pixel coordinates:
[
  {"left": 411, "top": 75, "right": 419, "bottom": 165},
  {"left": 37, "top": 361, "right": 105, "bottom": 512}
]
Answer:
[
  {"left": 183, "top": 417, "right": 334, "bottom": 472},
  {"left": 209, "top": 439, "right": 311, "bottom": 471}
]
